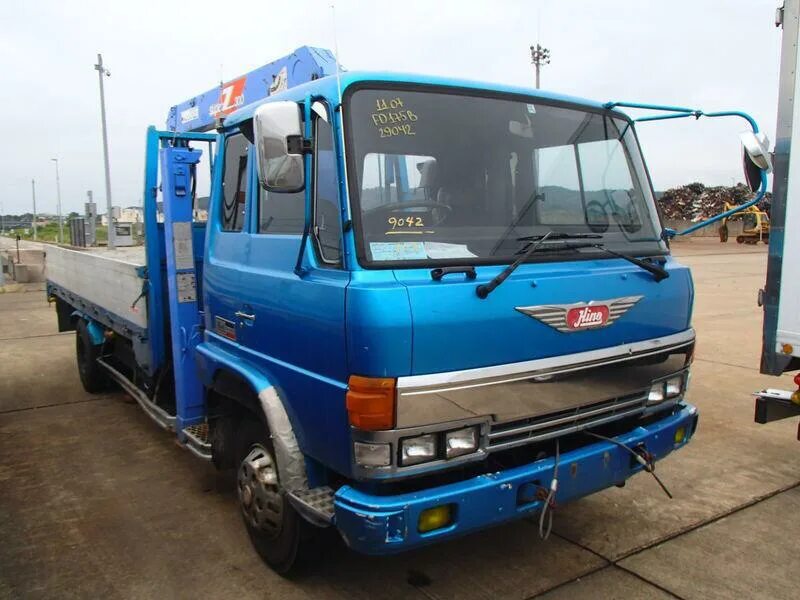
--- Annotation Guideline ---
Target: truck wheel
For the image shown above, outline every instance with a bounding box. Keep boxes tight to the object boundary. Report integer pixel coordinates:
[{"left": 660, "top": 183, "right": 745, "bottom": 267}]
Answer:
[
  {"left": 75, "top": 319, "right": 110, "bottom": 393},
  {"left": 236, "top": 419, "right": 319, "bottom": 576}
]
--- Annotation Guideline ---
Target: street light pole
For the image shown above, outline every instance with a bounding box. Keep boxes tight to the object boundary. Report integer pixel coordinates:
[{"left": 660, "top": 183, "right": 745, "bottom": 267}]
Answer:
[
  {"left": 530, "top": 43, "right": 551, "bottom": 89},
  {"left": 51, "top": 158, "right": 64, "bottom": 243},
  {"left": 94, "top": 53, "right": 115, "bottom": 249},
  {"left": 31, "top": 179, "right": 37, "bottom": 241}
]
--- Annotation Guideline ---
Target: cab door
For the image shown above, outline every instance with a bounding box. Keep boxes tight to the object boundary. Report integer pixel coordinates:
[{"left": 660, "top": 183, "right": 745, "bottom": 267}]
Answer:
[
  {"left": 204, "top": 132, "right": 251, "bottom": 342},
  {"left": 234, "top": 104, "right": 350, "bottom": 466}
]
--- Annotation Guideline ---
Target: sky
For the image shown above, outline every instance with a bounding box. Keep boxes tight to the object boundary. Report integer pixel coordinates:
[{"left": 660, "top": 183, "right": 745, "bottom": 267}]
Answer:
[{"left": 0, "top": 0, "right": 783, "bottom": 215}]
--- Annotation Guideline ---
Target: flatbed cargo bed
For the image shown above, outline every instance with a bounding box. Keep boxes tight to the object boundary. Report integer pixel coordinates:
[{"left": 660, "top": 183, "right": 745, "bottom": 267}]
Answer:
[{"left": 46, "top": 245, "right": 147, "bottom": 329}]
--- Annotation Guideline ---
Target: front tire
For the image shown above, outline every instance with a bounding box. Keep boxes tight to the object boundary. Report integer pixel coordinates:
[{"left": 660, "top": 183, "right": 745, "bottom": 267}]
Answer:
[
  {"left": 75, "top": 319, "right": 110, "bottom": 393},
  {"left": 236, "top": 419, "right": 319, "bottom": 575}
]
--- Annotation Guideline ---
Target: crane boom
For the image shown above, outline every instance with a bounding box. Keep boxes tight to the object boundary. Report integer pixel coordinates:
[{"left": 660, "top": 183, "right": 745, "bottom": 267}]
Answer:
[{"left": 165, "top": 46, "right": 338, "bottom": 133}]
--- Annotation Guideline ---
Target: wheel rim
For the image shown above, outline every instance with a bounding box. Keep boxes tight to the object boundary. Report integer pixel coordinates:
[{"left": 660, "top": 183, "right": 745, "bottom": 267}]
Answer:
[{"left": 238, "top": 444, "right": 283, "bottom": 538}]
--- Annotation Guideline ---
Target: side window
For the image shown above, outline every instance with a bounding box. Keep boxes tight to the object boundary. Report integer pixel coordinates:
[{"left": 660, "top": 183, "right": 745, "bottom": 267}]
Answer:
[
  {"left": 577, "top": 138, "right": 642, "bottom": 233},
  {"left": 535, "top": 144, "right": 583, "bottom": 225},
  {"left": 577, "top": 139, "right": 633, "bottom": 191},
  {"left": 258, "top": 104, "right": 305, "bottom": 234},
  {"left": 258, "top": 189, "right": 304, "bottom": 234},
  {"left": 314, "top": 114, "right": 343, "bottom": 264},
  {"left": 221, "top": 134, "right": 248, "bottom": 231}
]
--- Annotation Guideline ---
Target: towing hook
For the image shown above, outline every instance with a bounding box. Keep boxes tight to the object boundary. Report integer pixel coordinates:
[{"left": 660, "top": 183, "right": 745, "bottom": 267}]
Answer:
[{"left": 632, "top": 444, "right": 654, "bottom": 471}]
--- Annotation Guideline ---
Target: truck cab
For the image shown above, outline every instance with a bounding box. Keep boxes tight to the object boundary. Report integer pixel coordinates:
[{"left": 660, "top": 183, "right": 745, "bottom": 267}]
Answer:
[{"left": 194, "top": 71, "right": 697, "bottom": 568}]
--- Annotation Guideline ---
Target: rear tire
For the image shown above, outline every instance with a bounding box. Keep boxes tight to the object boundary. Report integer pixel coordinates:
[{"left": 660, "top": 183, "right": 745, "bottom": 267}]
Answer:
[
  {"left": 75, "top": 319, "right": 110, "bottom": 393},
  {"left": 236, "top": 418, "right": 320, "bottom": 576}
]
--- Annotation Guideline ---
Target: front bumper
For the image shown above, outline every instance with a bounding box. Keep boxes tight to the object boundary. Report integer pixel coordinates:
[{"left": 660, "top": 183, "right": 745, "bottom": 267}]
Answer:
[{"left": 334, "top": 403, "right": 698, "bottom": 555}]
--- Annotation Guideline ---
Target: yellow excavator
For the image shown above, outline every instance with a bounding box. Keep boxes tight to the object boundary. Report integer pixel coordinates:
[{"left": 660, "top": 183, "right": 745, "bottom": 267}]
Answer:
[{"left": 718, "top": 202, "right": 770, "bottom": 244}]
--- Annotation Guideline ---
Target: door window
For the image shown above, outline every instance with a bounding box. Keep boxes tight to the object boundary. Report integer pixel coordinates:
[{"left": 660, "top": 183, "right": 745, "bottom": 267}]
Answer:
[
  {"left": 258, "top": 189, "right": 304, "bottom": 233},
  {"left": 314, "top": 114, "right": 343, "bottom": 265},
  {"left": 221, "top": 134, "right": 248, "bottom": 231}
]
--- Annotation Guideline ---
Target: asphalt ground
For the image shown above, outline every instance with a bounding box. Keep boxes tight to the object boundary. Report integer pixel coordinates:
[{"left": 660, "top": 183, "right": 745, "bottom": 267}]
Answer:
[{"left": 0, "top": 237, "right": 797, "bottom": 599}]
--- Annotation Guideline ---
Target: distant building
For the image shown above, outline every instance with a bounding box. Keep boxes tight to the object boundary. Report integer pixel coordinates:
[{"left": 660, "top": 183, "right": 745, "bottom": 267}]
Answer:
[{"left": 100, "top": 206, "right": 143, "bottom": 225}]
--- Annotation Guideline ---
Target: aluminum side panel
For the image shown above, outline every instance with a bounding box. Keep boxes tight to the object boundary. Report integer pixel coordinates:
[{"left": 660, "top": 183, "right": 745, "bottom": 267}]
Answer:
[{"left": 46, "top": 246, "right": 147, "bottom": 329}]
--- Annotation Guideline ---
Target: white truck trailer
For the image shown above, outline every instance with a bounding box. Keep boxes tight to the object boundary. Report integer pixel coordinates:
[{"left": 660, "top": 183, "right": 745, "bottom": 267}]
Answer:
[{"left": 754, "top": 0, "right": 800, "bottom": 437}]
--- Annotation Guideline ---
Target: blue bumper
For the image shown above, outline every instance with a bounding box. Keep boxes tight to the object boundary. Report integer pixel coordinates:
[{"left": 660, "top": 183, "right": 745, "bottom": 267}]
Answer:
[{"left": 334, "top": 404, "right": 698, "bottom": 555}]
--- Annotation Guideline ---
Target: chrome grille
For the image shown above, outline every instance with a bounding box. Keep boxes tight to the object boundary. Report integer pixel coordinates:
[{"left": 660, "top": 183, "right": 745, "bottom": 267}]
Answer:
[{"left": 487, "top": 392, "right": 647, "bottom": 452}]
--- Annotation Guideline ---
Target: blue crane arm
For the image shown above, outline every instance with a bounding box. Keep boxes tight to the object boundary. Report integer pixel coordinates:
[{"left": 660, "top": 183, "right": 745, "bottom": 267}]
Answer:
[{"left": 166, "top": 46, "right": 339, "bottom": 133}]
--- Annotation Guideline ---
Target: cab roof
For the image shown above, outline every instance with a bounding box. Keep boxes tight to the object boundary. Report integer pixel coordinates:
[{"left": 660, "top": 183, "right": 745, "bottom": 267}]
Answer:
[{"left": 223, "top": 70, "right": 623, "bottom": 130}]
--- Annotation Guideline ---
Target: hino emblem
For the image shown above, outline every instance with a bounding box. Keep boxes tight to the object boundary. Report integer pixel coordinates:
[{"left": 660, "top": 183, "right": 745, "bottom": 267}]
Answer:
[{"left": 515, "top": 296, "right": 644, "bottom": 333}]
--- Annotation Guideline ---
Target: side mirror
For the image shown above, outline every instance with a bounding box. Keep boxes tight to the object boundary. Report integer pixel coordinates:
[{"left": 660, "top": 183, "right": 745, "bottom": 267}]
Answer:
[
  {"left": 740, "top": 131, "right": 772, "bottom": 193},
  {"left": 253, "top": 101, "right": 305, "bottom": 193}
]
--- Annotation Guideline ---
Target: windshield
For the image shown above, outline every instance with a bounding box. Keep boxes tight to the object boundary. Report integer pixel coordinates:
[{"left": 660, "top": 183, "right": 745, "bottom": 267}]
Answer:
[{"left": 345, "top": 86, "right": 666, "bottom": 266}]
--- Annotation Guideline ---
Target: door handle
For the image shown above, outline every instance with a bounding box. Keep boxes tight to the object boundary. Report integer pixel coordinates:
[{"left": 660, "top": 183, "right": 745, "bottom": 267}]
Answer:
[
  {"left": 430, "top": 266, "right": 477, "bottom": 281},
  {"left": 235, "top": 311, "right": 256, "bottom": 321}
]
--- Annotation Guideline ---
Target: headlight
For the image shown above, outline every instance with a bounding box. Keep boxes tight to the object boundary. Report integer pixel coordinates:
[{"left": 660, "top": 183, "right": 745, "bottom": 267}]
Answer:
[
  {"left": 647, "top": 382, "right": 665, "bottom": 404},
  {"left": 354, "top": 441, "right": 391, "bottom": 467},
  {"left": 648, "top": 373, "right": 686, "bottom": 405},
  {"left": 445, "top": 426, "right": 479, "bottom": 458},
  {"left": 665, "top": 375, "right": 683, "bottom": 398},
  {"left": 400, "top": 434, "right": 437, "bottom": 466}
]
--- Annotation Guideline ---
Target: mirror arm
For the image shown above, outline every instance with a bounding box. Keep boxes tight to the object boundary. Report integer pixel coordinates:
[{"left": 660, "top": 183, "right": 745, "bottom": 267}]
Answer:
[
  {"left": 295, "top": 96, "right": 314, "bottom": 276},
  {"left": 633, "top": 110, "right": 760, "bottom": 133},
  {"left": 606, "top": 100, "right": 760, "bottom": 134},
  {"left": 703, "top": 111, "right": 759, "bottom": 133},
  {"left": 635, "top": 111, "right": 702, "bottom": 124},
  {"left": 606, "top": 101, "right": 766, "bottom": 240},
  {"left": 287, "top": 136, "right": 313, "bottom": 154}
]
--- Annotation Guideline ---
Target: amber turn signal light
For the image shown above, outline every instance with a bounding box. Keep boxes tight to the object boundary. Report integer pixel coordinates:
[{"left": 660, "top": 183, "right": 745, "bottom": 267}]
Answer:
[
  {"left": 418, "top": 504, "right": 454, "bottom": 533},
  {"left": 346, "top": 375, "right": 396, "bottom": 430}
]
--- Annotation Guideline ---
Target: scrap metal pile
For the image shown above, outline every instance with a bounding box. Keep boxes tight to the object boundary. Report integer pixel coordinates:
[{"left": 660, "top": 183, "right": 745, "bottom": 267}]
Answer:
[{"left": 657, "top": 183, "right": 771, "bottom": 221}]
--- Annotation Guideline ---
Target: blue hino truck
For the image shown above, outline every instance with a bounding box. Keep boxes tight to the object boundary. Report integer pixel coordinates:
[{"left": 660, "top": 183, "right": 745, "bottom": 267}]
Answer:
[{"left": 45, "top": 46, "right": 770, "bottom": 573}]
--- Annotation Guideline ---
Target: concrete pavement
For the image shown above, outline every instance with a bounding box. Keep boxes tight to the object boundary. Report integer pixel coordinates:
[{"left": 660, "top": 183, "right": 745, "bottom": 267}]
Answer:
[{"left": 0, "top": 238, "right": 797, "bottom": 599}]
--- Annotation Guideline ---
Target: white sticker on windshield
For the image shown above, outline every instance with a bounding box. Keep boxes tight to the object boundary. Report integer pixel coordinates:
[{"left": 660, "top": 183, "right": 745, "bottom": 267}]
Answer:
[
  {"left": 527, "top": 103, "right": 536, "bottom": 114},
  {"left": 423, "top": 242, "right": 477, "bottom": 259},
  {"left": 370, "top": 242, "right": 427, "bottom": 261}
]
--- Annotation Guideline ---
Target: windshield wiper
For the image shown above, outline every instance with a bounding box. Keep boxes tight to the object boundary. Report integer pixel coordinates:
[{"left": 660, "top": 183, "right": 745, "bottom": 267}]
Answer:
[
  {"left": 476, "top": 234, "right": 668, "bottom": 299},
  {"left": 517, "top": 232, "right": 603, "bottom": 242},
  {"left": 581, "top": 243, "right": 669, "bottom": 282},
  {"left": 477, "top": 232, "right": 555, "bottom": 299}
]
